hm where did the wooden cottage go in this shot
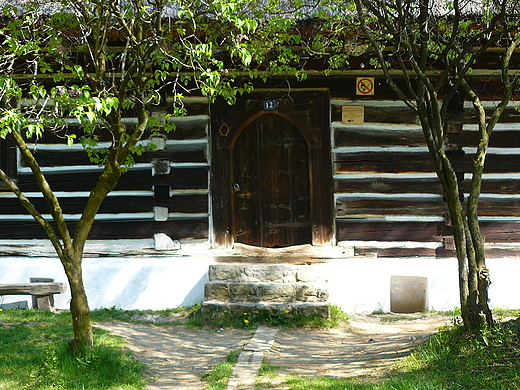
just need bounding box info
[1,3,520,259]
[2,67,520,258]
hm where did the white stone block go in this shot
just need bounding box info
[154,233,180,251]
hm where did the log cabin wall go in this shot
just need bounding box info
[0,96,211,241]
[2,73,520,258]
[328,73,520,257]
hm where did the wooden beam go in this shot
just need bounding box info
[0,283,66,295]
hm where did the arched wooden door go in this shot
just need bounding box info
[211,90,333,248]
[233,113,311,247]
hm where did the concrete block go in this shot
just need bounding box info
[390,275,428,313]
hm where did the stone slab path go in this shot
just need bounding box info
[227,326,279,390]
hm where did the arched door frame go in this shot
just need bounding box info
[210,89,334,248]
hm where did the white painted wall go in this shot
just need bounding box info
[0,256,212,310]
[1,254,518,313]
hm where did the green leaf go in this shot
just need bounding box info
[66,134,76,146]
[74,65,85,80]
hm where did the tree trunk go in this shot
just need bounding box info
[62,252,93,355]
[445,177,492,331]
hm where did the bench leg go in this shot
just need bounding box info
[34,295,54,311]
[30,277,55,311]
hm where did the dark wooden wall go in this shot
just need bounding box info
[331,97,520,257]
[2,74,520,258]
[0,96,210,241]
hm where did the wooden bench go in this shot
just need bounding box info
[0,279,67,311]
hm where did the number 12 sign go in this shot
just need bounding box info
[263,100,276,110]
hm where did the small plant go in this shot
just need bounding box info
[201,350,241,390]
[258,359,280,379]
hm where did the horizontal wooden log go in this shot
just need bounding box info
[338,219,520,243]
[22,144,207,167]
[478,221,520,242]
[335,152,435,173]
[355,246,520,258]
[354,241,520,258]
[457,153,520,174]
[0,193,208,215]
[23,122,209,144]
[354,247,438,257]
[334,124,426,147]
[337,220,443,242]
[331,102,520,126]
[0,283,66,295]
[450,130,520,148]
[336,196,520,218]
[335,151,520,174]
[0,218,209,240]
[480,179,520,194]
[334,177,443,193]
[331,106,420,124]
[473,199,520,216]
[335,198,447,217]
[17,166,209,192]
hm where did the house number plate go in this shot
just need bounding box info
[263,100,276,110]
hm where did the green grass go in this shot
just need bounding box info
[201,350,241,390]
[275,318,520,390]
[0,309,147,390]
[4,306,519,390]
[188,304,349,329]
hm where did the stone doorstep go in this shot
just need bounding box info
[201,301,331,318]
[204,281,329,303]
[208,264,328,284]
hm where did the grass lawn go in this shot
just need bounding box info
[0,309,147,390]
[1,307,519,390]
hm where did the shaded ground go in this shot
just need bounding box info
[257,314,451,388]
[96,313,452,389]
[95,321,253,390]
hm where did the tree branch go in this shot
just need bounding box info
[0,168,64,258]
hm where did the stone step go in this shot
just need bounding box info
[201,301,330,318]
[204,281,329,303]
[208,264,328,284]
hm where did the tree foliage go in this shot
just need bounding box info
[0,0,304,355]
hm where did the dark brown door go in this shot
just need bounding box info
[232,113,311,247]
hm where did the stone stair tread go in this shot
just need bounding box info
[201,301,330,317]
[202,263,331,318]
[206,281,326,286]
[208,264,328,283]
[204,281,329,303]
[203,301,329,307]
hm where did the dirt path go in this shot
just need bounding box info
[95,321,253,390]
[97,314,452,389]
[257,314,451,388]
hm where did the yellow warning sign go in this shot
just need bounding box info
[356,77,375,95]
